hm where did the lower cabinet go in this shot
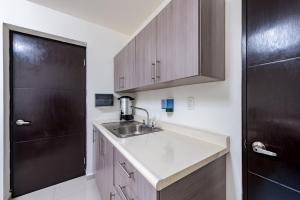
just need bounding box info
[114,148,158,200]
[94,127,115,200]
[94,127,226,200]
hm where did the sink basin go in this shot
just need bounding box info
[102,121,162,138]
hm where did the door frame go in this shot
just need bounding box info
[3,24,87,198]
[241,0,248,199]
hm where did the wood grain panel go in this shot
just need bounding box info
[114,52,124,92]
[114,148,157,200]
[13,134,85,197]
[13,88,85,142]
[248,172,300,200]
[114,39,136,92]
[200,0,225,79]
[247,59,300,192]
[115,0,225,93]
[11,31,86,197]
[95,129,115,200]
[12,32,86,90]
[159,156,226,200]
[156,0,199,83]
[123,39,136,90]
[135,19,157,87]
[247,0,300,67]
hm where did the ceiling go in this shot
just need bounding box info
[28,0,163,35]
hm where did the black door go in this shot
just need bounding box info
[243,0,300,199]
[10,31,86,197]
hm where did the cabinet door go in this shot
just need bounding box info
[135,19,157,87]
[123,39,136,90]
[114,53,124,92]
[114,148,157,200]
[114,39,136,92]
[93,128,100,187]
[112,189,123,200]
[156,0,199,83]
[95,131,104,198]
[95,129,114,200]
[103,134,114,200]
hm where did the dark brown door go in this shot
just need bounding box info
[10,31,86,197]
[243,0,300,199]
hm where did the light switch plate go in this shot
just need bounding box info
[187,96,195,110]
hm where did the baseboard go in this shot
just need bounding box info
[86,173,95,180]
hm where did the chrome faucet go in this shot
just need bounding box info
[131,106,150,127]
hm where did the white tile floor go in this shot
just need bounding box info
[13,176,102,200]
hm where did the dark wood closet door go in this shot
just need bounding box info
[244,0,300,199]
[10,31,86,197]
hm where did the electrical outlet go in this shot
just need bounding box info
[187,96,195,110]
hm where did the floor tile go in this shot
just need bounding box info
[13,176,101,200]
[13,186,55,200]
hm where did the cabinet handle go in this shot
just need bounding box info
[99,137,105,156]
[118,185,133,200]
[110,192,115,200]
[119,76,125,89]
[102,138,105,155]
[93,129,95,143]
[151,63,156,81]
[121,76,125,89]
[119,77,121,89]
[156,60,160,80]
[99,138,102,155]
[119,162,134,178]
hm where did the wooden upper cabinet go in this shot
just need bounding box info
[114,52,123,92]
[114,0,225,92]
[114,39,136,92]
[156,0,199,83]
[135,19,157,87]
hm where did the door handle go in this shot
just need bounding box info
[16,120,31,126]
[252,141,277,157]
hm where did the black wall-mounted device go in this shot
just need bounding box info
[95,94,114,107]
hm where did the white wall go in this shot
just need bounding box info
[0,0,129,199]
[132,0,242,200]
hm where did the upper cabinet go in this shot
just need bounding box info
[156,0,199,83]
[136,19,157,87]
[114,0,225,92]
[114,39,136,92]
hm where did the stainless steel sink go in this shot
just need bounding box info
[102,121,162,138]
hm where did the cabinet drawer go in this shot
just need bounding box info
[114,149,157,200]
[115,183,139,200]
[114,149,138,193]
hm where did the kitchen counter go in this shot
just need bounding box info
[93,119,229,191]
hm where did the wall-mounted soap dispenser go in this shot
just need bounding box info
[161,99,174,112]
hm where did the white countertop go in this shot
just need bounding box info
[93,119,229,191]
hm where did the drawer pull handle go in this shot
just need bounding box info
[110,192,115,200]
[118,185,133,200]
[119,162,134,178]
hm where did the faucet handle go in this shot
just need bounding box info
[142,120,146,125]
